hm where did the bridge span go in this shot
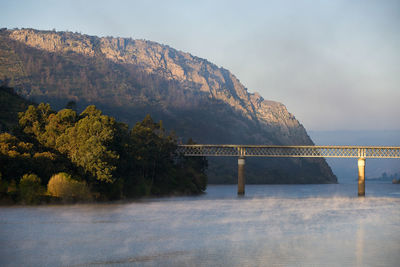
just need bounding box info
[177,145,400,197]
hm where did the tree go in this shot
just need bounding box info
[65,100,77,111]
[5,101,208,202]
[47,172,91,201]
[177,138,208,192]
[19,173,44,204]
[56,105,119,183]
[128,114,177,195]
[18,103,53,140]
[17,104,120,184]
[0,133,34,182]
[43,108,77,148]
[0,132,69,185]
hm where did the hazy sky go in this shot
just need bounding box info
[2,0,399,131]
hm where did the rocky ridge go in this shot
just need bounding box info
[8,29,309,145]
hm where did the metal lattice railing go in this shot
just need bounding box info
[177,145,400,158]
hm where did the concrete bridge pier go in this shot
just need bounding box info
[238,157,245,195]
[358,158,366,197]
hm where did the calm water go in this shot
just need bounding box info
[1,183,400,267]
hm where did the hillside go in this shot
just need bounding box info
[0,82,34,132]
[0,28,337,184]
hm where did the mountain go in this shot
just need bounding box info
[0,28,337,184]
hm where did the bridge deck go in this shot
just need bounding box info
[177,145,400,158]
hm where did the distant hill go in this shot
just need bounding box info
[0,28,337,184]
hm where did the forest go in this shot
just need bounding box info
[0,85,207,204]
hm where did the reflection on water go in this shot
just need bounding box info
[1,184,400,267]
[356,221,364,267]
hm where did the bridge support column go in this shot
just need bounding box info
[238,157,245,195]
[358,158,366,197]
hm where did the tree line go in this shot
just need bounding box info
[0,101,207,204]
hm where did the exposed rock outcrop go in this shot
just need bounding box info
[8,29,309,145]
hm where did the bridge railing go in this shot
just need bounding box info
[177,145,400,158]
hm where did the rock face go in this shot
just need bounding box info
[0,28,337,184]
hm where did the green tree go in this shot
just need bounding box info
[57,105,119,183]
[65,100,77,111]
[177,138,208,193]
[0,132,69,185]
[43,108,77,148]
[5,101,208,202]
[128,114,177,195]
[0,133,34,182]
[18,103,53,141]
[19,173,44,204]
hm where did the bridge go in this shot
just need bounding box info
[177,145,400,197]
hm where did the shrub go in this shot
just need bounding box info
[19,173,44,204]
[47,172,91,201]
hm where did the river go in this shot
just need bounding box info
[1,183,400,267]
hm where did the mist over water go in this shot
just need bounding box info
[1,184,400,267]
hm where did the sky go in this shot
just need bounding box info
[1,0,400,131]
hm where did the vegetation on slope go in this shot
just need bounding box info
[0,86,207,204]
[0,80,34,132]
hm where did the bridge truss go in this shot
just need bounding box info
[177,145,400,159]
[177,144,400,196]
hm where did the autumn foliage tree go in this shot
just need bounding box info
[47,172,91,201]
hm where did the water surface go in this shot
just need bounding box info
[1,184,400,266]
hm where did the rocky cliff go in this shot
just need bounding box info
[0,28,337,184]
